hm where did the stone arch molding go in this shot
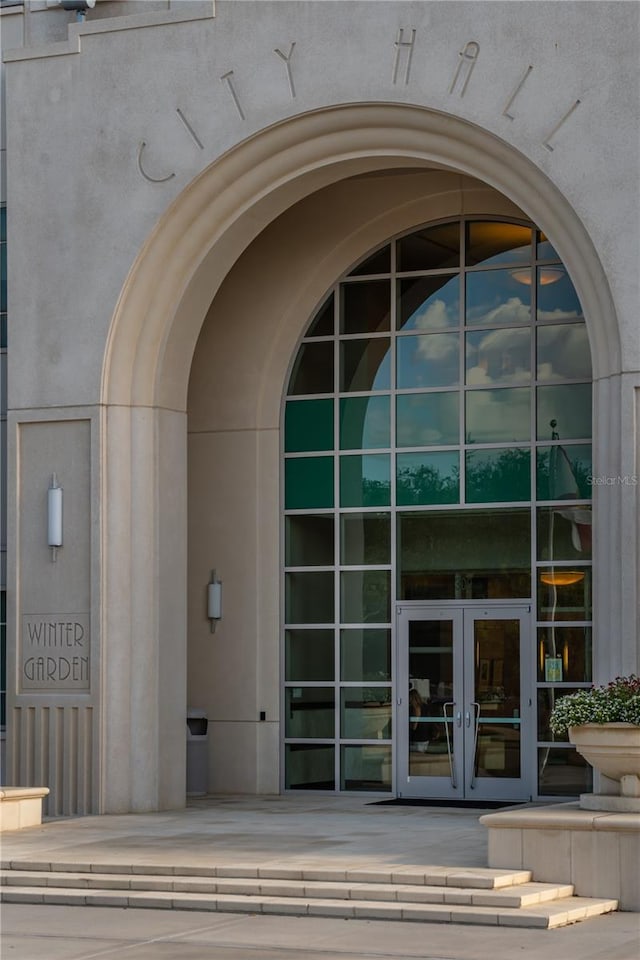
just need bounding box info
[102,102,619,412]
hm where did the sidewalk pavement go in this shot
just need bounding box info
[1,795,639,960]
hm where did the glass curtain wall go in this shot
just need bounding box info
[283,219,593,796]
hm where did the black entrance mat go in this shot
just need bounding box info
[368,798,525,809]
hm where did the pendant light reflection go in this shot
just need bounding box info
[539,570,585,587]
[511,267,564,285]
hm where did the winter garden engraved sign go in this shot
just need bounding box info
[21,614,90,690]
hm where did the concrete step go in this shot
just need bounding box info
[0,862,618,928]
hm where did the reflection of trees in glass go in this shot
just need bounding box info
[360,478,391,506]
[397,464,459,505]
[536,449,591,500]
[466,448,530,502]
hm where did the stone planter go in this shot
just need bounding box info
[569,722,640,811]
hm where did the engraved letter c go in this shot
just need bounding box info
[137,141,176,184]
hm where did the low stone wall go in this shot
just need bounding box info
[0,787,50,832]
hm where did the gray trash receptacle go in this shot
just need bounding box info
[186,709,208,796]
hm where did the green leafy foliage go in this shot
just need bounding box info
[549,675,640,736]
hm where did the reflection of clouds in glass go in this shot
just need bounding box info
[538,307,580,322]
[466,389,530,443]
[361,402,390,448]
[413,298,457,331]
[466,327,530,384]
[416,332,458,362]
[536,385,592,440]
[537,324,591,380]
[396,393,458,446]
[473,296,530,326]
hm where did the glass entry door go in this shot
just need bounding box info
[397,606,532,801]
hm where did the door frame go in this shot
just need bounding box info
[395,601,534,802]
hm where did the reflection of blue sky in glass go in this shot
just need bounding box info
[341,339,391,392]
[536,384,592,440]
[397,333,459,388]
[397,392,459,446]
[398,276,459,331]
[340,396,390,449]
[536,323,591,380]
[466,388,530,443]
[466,327,530,384]
[537,269,582,321]
[466,270,531,326]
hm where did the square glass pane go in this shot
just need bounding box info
[537,231,559,261]
[340,629,391,681]
[285,399,333,452]
[397,333,459,388]
[285,515,334,566]
[340,396,390,450]
[348,245,391,277]
[398,509,531,601]
[287,341,334,395]
[537,627,592,683]
[341,687,392,739]
[536,323,591,381]
[397,275,459,331]
[285,743,335,789]
[397,451,459,505]
[537,267,582,321]
[537,747,592,796]
[465,389,530,444]
[341,513,390,565]
[466,270,530,326]
[537,567,591,621]
[341,280,390,335]
[340,454,390,507]
[285,457,333,509]
[286,629,335,682]
[465,327,531,385]
[465,448,531,503]
[397,223,459,272]
[340,338,390,392]
[536,445,592,500]
[285,571,334,624]
[285,687,335,738]
[466,222,531,267]
[306,295,334,337]
[341,744,392,791]
[397,392,459,447]
[340,570,390,623]
[536,384,591,441]
[537,505,592,561]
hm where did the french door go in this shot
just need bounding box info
[397,605,532,801]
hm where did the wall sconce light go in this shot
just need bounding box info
[207,569,222,633]
[48,474,63,562]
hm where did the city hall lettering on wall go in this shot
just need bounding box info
[21,615,90,690]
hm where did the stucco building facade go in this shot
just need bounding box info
[1,0,638,817]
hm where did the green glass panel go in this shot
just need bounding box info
[536,323,591,381]
[465,327,531,385]
[537,627,592,683]
[348,245,391,277]
[340,338,390,392]
[466,222,531,267]
[340,570,390,623]
[397,333,459,388]
[285,515,334,566]
[341,513,390,565]
[306,295,334,337]
[0,590,5,620]
[341,280,390,335]
[0,243,6,313]
[537,267,582,321]
[285,571,334,623]
[537,231,559,261]
[285,743,335,789]
[285,399,333,453]
[285,687,335,738]
[285,457,333,509]
[397,452,459,505]
[340,396,390,450]
[397,222,459,272]
[398,509,531,601]
[465,389,530,444]
[0,314,6,349]
[537,505,592,561]
[537,384,591,441]
[537,747,592,796]
[341,744,392,791]
[537,567,592,621]
[340,687,392,739]
[0,206,6,243]
[397,275,459,331]
[340,629,391,681]
[396,392,459,447]
[465,448,531,503]
[288,341,334,395]
[466,270,530,326]
[340,455,390,507]
[536,445,592,500]
[285,629,335,681]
